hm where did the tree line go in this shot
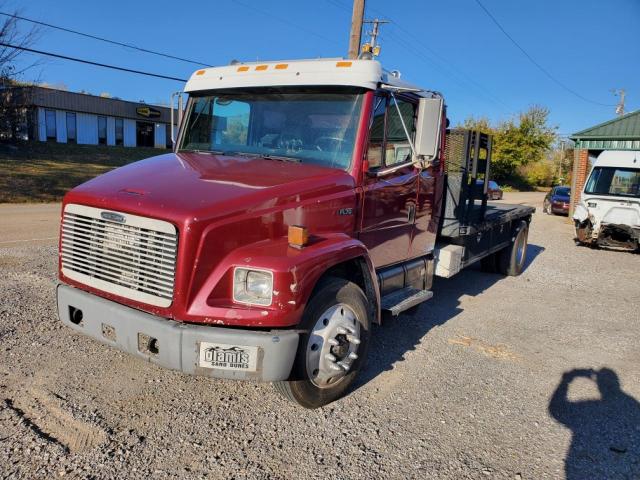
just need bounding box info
[460,106,572,189]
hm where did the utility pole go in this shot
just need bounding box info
[348,0,365,59]
[557,139,565,184]
[363,18,390,54]
[613,88,626,116]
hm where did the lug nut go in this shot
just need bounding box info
[329,363,342,371]
[348,352,358,360]
[336,326,347,335]
[328,338,339,346]
[337,361,350,371]
[324,353,337,362]
[346,335,360,345]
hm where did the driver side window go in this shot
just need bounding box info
[366,94,417,170]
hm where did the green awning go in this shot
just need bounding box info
[571,110,640,150]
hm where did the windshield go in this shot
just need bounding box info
[554,187,570,197]
[179,87,365,170]
[585,167,640,197]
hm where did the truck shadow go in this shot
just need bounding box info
[352,243,545,393]
[548,368,640,479]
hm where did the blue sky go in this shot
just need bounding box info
[8,0,640,136]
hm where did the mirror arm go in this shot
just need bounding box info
[389,92,418,160]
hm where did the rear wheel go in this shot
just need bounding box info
[497,220,529,276]
[274,277,370,408]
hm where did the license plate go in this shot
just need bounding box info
[198,342,258,372]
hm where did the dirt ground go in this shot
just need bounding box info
[1,192,639,479]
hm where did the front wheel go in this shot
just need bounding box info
[274,277,370,408]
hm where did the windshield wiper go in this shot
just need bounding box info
[182,149,240,156]
[229,151,301,163]
[260,154,301,163]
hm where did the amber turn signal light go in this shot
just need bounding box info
[288,225,309,249]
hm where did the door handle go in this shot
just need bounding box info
[407,203,416,223]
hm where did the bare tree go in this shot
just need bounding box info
[0,3,40,141]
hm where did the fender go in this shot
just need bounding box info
[185,233,380,328]
[573,202,589,223]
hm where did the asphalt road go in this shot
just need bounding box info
[0,203,60,247]
[1,193,639,479]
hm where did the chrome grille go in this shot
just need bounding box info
[60,204,178,307]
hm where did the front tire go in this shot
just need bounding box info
[497,220,529,276]
[274,277,370,408]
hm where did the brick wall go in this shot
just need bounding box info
[569,149,589,215]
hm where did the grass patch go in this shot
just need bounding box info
[0,142,163,203]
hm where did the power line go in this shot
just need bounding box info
[0,42,187,82]
[229,0,342,48]
[323,0,512,112]
[473,0,614,107]
[0,11,212,67]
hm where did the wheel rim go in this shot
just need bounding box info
[305,303,361,389]
[516,229,527,267]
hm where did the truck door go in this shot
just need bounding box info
[359,94,419,268]
[409,109,446,258]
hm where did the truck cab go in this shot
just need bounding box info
[574,150,640,251]
[57,59,532,408]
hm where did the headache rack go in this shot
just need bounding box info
[440,129,492,237]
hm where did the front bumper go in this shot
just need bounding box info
[57,284,299,382]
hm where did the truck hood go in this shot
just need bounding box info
[61,151,358,325]
[65,152,355,223]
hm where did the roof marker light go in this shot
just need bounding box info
[255,65,268,71]
[336,61,352,68]
[195,70,206,76]
[275,64,289,70]
[237,66,249,72]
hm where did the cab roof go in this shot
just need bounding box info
[595,150,640,169]
[184,58,423,93]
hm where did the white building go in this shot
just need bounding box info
[19,86,175,149]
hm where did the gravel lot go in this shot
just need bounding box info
[1,192,639,479]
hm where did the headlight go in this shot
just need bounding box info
[233,268,273,306]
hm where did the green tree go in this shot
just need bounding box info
[459,106,557,182]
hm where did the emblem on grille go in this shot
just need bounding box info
[100,211,126,223]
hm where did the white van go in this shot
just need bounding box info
[573,150,640,251]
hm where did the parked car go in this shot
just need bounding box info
[476,179,503,200]
[543,186,571,215]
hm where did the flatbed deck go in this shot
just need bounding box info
[435,202,535,278]
[441,202,536,238]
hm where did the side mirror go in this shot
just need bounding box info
[413,97,444,168]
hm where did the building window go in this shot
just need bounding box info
[98,116,107,145]
[66,112,76,143]
[166,124,173,149]
[45,109,56,140]
[115,118,124,146]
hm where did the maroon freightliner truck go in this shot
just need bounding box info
[57,59,534,408]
